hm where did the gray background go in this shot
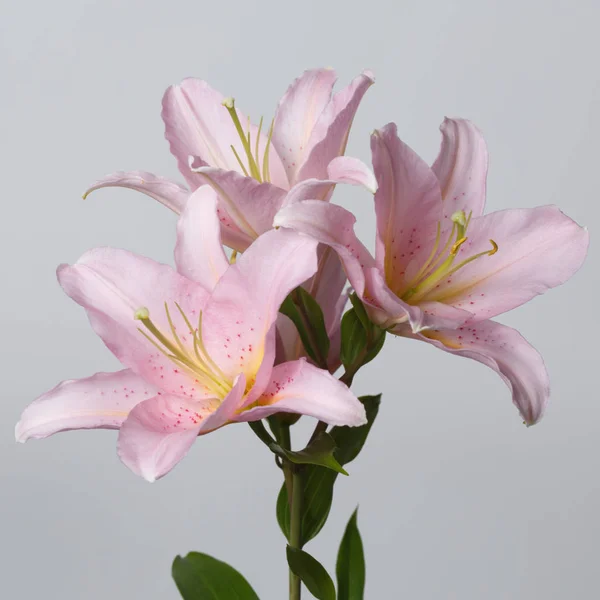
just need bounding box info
[2,0,598,598]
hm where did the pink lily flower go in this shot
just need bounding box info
[275,119,589,425]
[15,188,366,481]
[84,67,376,252]
[84,69,377,370]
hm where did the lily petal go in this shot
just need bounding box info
[371,123,442,291]
[162,78,287,189]
[15,370,153,442]
[427,206,589,320]
[272,68,338,184]
[296,70,375,182]
[274,200,375,297]
[275,247,347,367]
[83,171,190,214]
[431,118,488,219]
[201,229,319,381]
[162,78,247,186]
[418,320,550,425]
[311,246,348,338]
[117,394,207,482]
[234,359,366,426]
[189,164,287,246]
[58,248,210,398]
[363,267,472,332]
[175,186,229,290]
[326,156,378,193]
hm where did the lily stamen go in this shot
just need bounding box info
[134,306,232,397]
[399,207,499,304]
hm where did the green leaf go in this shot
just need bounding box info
[330,394,381,465]
[363,329,386,366]
[349,292,371,332]
[276,482,291,540]
[286,546,336,600]
[336,509,366,600]
[340,308,367,369]
[280,287,330,367]
[271,432,348,475]
[172,552,260,600]
[340,301,386,374]
[276,396,381,544]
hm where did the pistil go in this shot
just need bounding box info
[222,97,274,183]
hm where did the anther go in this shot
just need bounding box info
[488,239,498,255]
[450,237,468,255]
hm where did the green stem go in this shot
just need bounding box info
[289,467,303,600]
[280,424,302,599]
[280,425,293,505]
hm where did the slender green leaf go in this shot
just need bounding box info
[172,552,259,600]
[340,308,367,369]
[276,482,291,540]
[349,293,371,332]
[276,396,381,544]
[280,288,330,367]
[364,329,386,366]
[330,394,381,465]
[336,509,366,600]
[286,546,336,600]
[271,432,348,475]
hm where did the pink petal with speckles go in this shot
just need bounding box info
[431,118,488,219]
[15,370,154,442]
[233,359,366,426]
[421,206,589,321]
[57,248,211,399]
[416,320,550,425]
[117,374,247,482]
[371,123,442,291]
[201,229,319,382]
[117,395,206,482]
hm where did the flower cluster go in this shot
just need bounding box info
[16,68,588,483]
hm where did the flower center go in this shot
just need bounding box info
[134,304,233,398]
[400,210,498,304]
[222,97,274,183]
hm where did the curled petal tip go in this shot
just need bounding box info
[14,423,26,443]
[362,69,376,82]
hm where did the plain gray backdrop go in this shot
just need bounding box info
[2,1,598,598]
